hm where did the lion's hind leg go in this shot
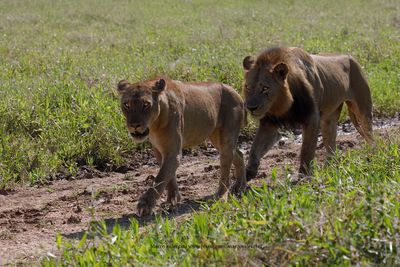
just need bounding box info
[321,104,343,158]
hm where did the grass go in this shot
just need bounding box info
[42,133,400,266]
[0,0,399,187]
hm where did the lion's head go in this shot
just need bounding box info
[117,78,165,142]
[242,48,294,119]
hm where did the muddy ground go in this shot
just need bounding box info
[0,117,399,265]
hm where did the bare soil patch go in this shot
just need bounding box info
[0,117,398,265]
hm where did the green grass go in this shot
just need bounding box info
[42,134,400,266]
[0,0,399,186]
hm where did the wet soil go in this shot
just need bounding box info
[0,117,399,265]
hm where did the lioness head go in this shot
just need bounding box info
[117,78,166,142]
[242,51,292,119]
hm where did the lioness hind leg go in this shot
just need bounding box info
[346,101,374,145]
[209,130,236,199]
[321,104,343,158]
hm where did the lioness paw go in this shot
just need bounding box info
[167,190,181,206]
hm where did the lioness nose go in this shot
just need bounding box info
[130,123,141,130]
[246,104,258,112]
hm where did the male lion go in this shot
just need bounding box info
[117,78,246,216]
[243,47,374,180]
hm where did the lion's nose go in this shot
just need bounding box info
[246,104,258,112]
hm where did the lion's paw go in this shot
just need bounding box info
[245,168,257,181]
[230,182,248,196]
[213,187,228,202]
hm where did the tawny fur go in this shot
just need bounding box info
[118,78,247,216]
[243,47,374,179]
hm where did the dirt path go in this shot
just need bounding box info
[0,117,398,265]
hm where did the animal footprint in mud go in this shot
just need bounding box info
[66,214,81,224]
[285,152,297,158]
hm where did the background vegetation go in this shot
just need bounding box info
[0,0,399,187]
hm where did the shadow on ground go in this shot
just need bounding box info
[63,194,214,240]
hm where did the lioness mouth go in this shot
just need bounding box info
[130,128,149,139]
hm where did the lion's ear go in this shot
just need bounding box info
[117,80,130,94]
[153,78,166,94]
[273,63,289,81]
[243,56,255,71]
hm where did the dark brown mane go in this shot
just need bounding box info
[258,48,316,129]
[256,47,290,67]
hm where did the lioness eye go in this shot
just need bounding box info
[123,103,130,109]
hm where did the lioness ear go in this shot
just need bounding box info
[117,80,130,94]
[273,63,289,81]
[153,78,166,94]
[243,56,255,71]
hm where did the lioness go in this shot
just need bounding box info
[117,78,246,216]
[243,47,373,180]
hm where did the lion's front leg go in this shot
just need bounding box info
[246,121,280,181]
[137,153,180,216]
[299,113,320,175]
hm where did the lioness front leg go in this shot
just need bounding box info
[153,147,181,206]
[246,122,281,181]
[166,178,181,206]
[137,154,179,216]
[299,113,319,175]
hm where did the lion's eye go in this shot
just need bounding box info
[262,86,270,94]
[123,103,130,109]
[143,102,151,110]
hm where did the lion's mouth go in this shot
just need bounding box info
[130,128,149,140]
[248,108,265,119]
